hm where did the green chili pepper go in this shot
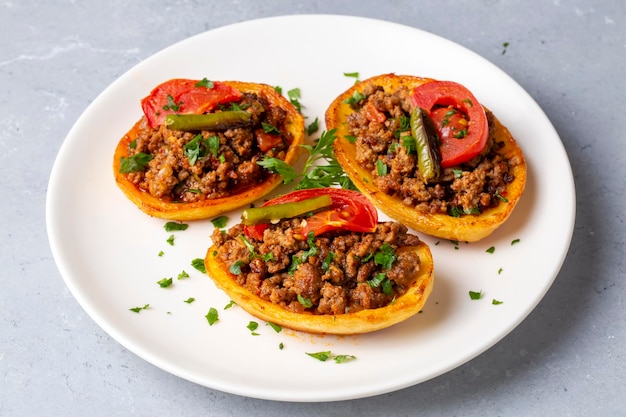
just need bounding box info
[410,107,442,183]
[241,195,332,225]
[164,111,252,131]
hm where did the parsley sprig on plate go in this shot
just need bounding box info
[258,129,356,190]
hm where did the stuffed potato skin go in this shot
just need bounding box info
[204,241,433,335]
[326,74,526,242]
[113,80,304,221]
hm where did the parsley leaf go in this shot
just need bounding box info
[267,322,282,333]
[162,94,182,112]
[211,216,228,228]
[164,221,189,232]
[119,153,153,173]
[191,258,206,273]
[205,308,219,325]
[374,243,397,271]
[229,260,245,275]
[129,304,149,313]
[343,90,366,107]
[157,277,173,288]
[195,78,214,88]
[297,294,313,308]
[469,290,482,300]
[287,88,302,113]
[306,351,332,362]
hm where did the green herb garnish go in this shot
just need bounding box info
[229,260,245,275]
[191,258,206,273]
[267,322,282,333]
[162,94,182,112]
[157,277,173,288]
[211,216,228,228]
[195,77,214,88]
[119,153,153,173]
[205,308,218,325]
[469,290,482,300]
[129,304,149,313]
[297,294,313,308]
[164,222,188,232]
[486,246,495,254]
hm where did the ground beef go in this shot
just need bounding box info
[211,220,424,315]
[347,85,521,216]
[124,92,293,203]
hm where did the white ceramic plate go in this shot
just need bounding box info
[46,15,575,402]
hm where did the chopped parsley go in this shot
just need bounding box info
[129,304,149,313]
[162,94,182,112]
[157,277,173,288]
[166,234,175,246]
[119,153,153,173]
[401,135,417,154]
[492,299,504,305]
[376,159,388,176]
[211,216,228,228]
[229,260,245,275]
[287,88,302,113]
[194,77,214,88]
[184,297,195,304]
[486,246,495,254]
[306,350,356,363]
[191,258,206,273]
[247,321,260,335]
[177,270,190,280]
[374,243,397,271]
[469,290,483,300]
[343,71,360,83]
[224,300,236,309]
[297,294,313,308]
[205,308,219,325]
[261,122,280,134]
[342,90,366,107]
[164,221,188,232]
[267,322,282,333]
[306,117,319,136]
[511,238,521,245]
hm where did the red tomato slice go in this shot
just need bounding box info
[243,188,378,240]
[140,79,242,128]
[410,81,488,168]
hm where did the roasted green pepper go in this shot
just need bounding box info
[164,111,252,131]
[410,107,441,183]
[241,195,332,225]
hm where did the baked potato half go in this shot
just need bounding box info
[113,79,304,221]
[204,188,434,335]
[326,74,526,242]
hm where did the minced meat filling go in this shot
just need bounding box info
[348,84,520,216]
[125,92,292,202]
[211,220,423,315]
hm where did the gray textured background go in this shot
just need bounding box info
[2,1,624,415]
